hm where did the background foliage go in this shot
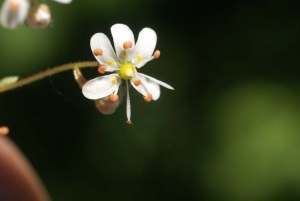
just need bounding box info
[1,1,300,200]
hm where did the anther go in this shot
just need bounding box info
[126,120,133,125]
[134,79,142,86]
[98,65,106,74]
[144,93,153,102]
[9,1,19,11]
[93,49,103,56]
[123,41,132,49]
[153,50,161,59]
[109,94,119,102]
[0,126,9,136]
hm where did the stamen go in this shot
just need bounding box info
[98,65,106,74]
[109,94,119,102]
[134,79,142,86]
[0,126,9,136]
[153,50,161,59]
[126,121,133,125]
[9,1,19,11]
[93,49,103,56]
[144,93,153,102]
[123,41,132,49]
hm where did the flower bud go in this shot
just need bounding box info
[25,4,51,28]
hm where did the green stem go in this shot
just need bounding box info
[0,61,99,93]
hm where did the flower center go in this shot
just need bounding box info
[119,62,134,80]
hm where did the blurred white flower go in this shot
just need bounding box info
[26,4,51,28]
[52,0,72,4]
[82,24,174,124]
[0,0,30,29]
[0,0,72,29]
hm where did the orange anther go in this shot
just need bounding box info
[126,120,133,125]
[98,65,106,74]
[93,49,103,56]
[109,94,119,102]
[123,41,132,49]
[0,126,9,136]
[133,79,141,86]
[9,1,19,11]
[144,93,153,102]
[153,50,161,59]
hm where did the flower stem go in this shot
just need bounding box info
[0,61,99,93]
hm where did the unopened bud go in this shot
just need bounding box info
[26,4,51,28]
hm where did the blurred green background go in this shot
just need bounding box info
[1,0,300,200]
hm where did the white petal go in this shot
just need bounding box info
[52,0,72,4]
[132,28,157,68]
[135,73,160,100]
[138,73,174,90]
[126,80,131,122]
[130,77,147,97]
[0,0,30,29]
[111,24,135,61]
[90,33,119,71]
[82,74,120,100]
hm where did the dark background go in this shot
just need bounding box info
[1,1,300,200]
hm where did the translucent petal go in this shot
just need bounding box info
[111,24,135,61]
[0,0,30,29]
[82,74,121,100]
[52,0,72,4]
[90,33,119,71]
[132,28,157,68]
[138,73,174,90]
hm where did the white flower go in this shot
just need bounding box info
[0,0,72,29]
[82,23,174,124]
[25,4,51,28]
[0,0,30,29]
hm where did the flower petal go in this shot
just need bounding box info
[90,33,119,71]
[132,28,157,68]
[52,0,72,4]
[130,73,161,100]
[82,74,121,100]
[138,73,174,90]
[130,77,147,97]
[111,24,135,61]
[0,0,30,29]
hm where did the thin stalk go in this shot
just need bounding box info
[0,61,99,93]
